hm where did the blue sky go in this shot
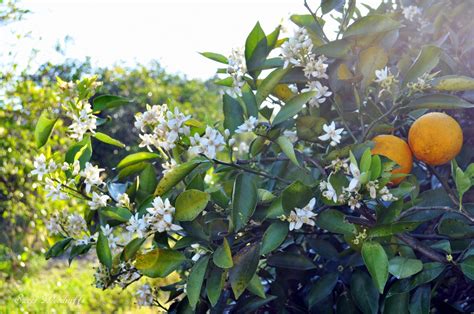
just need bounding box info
[2,0,379,79]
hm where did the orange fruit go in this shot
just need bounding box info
[371,135,413,185]
[408,112,463,166]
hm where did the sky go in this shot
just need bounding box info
[2,0,380,80]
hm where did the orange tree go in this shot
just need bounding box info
[34,0,474,312]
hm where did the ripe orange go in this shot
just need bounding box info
[408,112,463,166]
[371,135,413,185]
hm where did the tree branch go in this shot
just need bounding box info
[397,233,446,263]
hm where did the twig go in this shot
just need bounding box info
[397,233,446,263]
[304,157,328,178]
[426,164,460,207]
[398,206,474,224]
[346,216,374,227]
[303,0,329,42]
[361,104,399,142]
[212,159,291,184]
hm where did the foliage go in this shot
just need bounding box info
[28,0,474,312]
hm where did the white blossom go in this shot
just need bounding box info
[80,162,104,193]
[366,181,379,199]
[126,213,148,238]
[162,159,177,175]
[374,67,397,89]
[117,192,131,208]
[379,186,398,202]
[235,116,258,134]
[45,215,62,235]
[283,130,298,143]
[69,102,97,140]
[303,55,328,79]
[44,178,68,201]
[403,5,421,21]
[318,122,344,147]
[145,197,182,233]
[303,81,332,106]
[89,192,110,210]
[136,284,154,306]
[348,163,361,191]
[288,198,317,231]
[188,126,226,159]
[67,213,87,236]
[227,47,247,95]
[31,154,49,180]
[190,243,207,262]
[322,181,338,203]
[281,27,313,68]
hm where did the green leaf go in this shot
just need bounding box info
[359,46,388,90]
[321,0,345,14]
[409,262,445,289]
[403,45,441,87]
[409,286,431,314]
[65,136,92,169]
[267,252,316,270]
[460,256,474,280]
[314,39,352,58]
[276,136,298,166]
[383,293,409,314]
[406,94,474,110]
[368,222,420,237]
[223,94,245,134]
[266,25,281,52]
[68,244,92,264]
[34,110,57,148]
[45,237,73,259]
[93,132,125,148]
[214,77,234,87]
[232,173,258,231]
[438,218,474,238]
[359,148,372,173]
[261,221,288,255]
[315,209,356,236]
[93,94,132,111]
[350,271,379,314]
[247,275,266,298]
[255,67,291,105]
[229,243,260,299]
[344,15,401,38]
[290,14,326,45]
[117,152,160,169]
[187,256,209,309]
[361,241,389,294]
[213,238,233,269]
[138,163,157,196]
[154,158,206,196]
[388,257,423,279]
[121,237,146,261]
[135,249,186,278]
[433,75,474,91]
[454,165,472,202]
[206,267,225,306]
[175,190,209,221]
[200,51,228,64]
[370,155,382,180]
[281,181,313,212]
[245,22,268,74]
[241,83,259,118]
[308,272,338,308]
[97,231,112,269]
[272,91,317,125]
[101,206,132,222]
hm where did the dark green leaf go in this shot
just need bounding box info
[135,249,186,278]
[314,39,352,58]
[206,267,225,306]
[403,45,441,87]
[308,272,338,307]
[121,237,146,261]
[267,252,316,270]
[344,15,401,38]
[281,181,313,212]
[187,256,209,309]
[261,221,288,255]
[223,94,245,134]
[383,293,409,314]
[406,94,474,110]
[351,271,379,314]
[154,158,206,196]
[97,231,112,269]
[369,222,420,237]
[232,173,258,231]
[247,274,266,298]
[255,68,291,105]
[45,237,73,259]
[460,256,474,280]
[315,209,357,236]
[409,286,431,314]
[213,238,233,269]
[229,243,260,298]
[276,136,298,166]
[245,22,268,74]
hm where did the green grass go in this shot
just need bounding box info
[0,256,170,313]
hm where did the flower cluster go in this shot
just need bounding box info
[374,67,398,90]
[68,101,98,140]
[402,5,422,22]
[135,284,154,306]
[407,72,436,95]
[125,196,181,239]
[135,104,191,152]
[318,121,344,147]
[46,210,88,239]
[281,27,331,107]
[189,126,226,159]
[227,47,247,95]
[286,197,317,231]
